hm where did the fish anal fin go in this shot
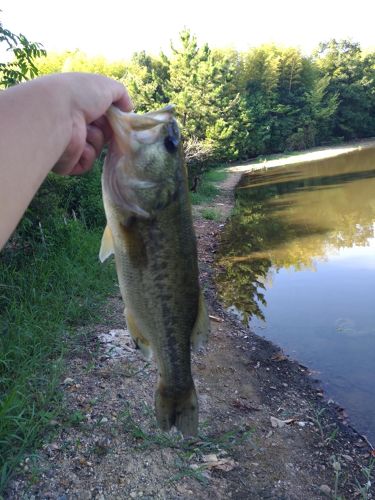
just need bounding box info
[125,308,153,360]
[191,290,210,351]
[99,225,114,263]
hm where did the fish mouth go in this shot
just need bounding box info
[106,104,177,149]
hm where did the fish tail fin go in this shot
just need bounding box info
[155,384,198,437]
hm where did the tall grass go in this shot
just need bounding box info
[0,220,116,491]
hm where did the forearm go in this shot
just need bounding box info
[0,73,131,250]
[0,76,73,248]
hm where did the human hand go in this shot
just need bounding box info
[51,73,133,175]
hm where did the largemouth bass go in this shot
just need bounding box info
[99,105,209,436]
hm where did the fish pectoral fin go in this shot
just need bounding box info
[191,289,210,351]
[125,308,153,360]
[99,225,114,263]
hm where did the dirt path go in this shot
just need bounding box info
[6,171,374,499]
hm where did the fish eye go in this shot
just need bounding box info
[164,121,180,153]
[164,136,178,153]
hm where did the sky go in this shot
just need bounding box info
[1,0,374,61]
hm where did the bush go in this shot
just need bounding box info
[2,162,105,263]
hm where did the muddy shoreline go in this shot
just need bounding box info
[194,170,375,497]
[6,170,375,499]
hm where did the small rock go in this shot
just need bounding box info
[130,492,137,499]
[63,377,74,385]
[270,416,295,428]
[319,484,332,496]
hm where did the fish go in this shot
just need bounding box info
[99,105,210,436]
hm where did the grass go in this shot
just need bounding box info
[0,220,116,492]
[190,166,228,205]
[119,403,253,486]
[200,208,222,221]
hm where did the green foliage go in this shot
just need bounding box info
[0,158,109,490]
[314,40,375,141]
[189,167,228,205]
[2,162,105,263]
[32,30,375,163]
[0,20,46,87]
[122,51,170,111]
[200,208,222,221]
[34,49,126,78]
[1,26,375,492]
[0,221,116,490]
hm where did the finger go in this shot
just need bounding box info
[86,124,105,157]
[113,89,133,112]
[105,78,133,112]
[69,143,96,176]
[92,116,112,144]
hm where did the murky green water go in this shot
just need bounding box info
[217,147,375,442]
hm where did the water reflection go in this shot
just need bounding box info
[217,146,375,441]
[217,148,375,321]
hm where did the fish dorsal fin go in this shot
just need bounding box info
[191,289,210,351]
[99,225,114,263]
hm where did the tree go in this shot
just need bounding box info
[314,39,375,140]
[35,50,127,80]
[0,19,46,87]
[122,51,169,112]
[242,45,281,155]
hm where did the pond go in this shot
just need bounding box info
[217,146,375,443]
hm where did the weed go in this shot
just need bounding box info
[332,456,341,498]
[68,411,86,427]
[201,208,222,221]
[119,406,180,448]
[91,442,109,458]
[310,407,338,446]
[325,426,339,445]
[170,457,208,485]
[354,458,374,499]
[331,455,344,500]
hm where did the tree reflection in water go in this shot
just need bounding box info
[216,147,375,322]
